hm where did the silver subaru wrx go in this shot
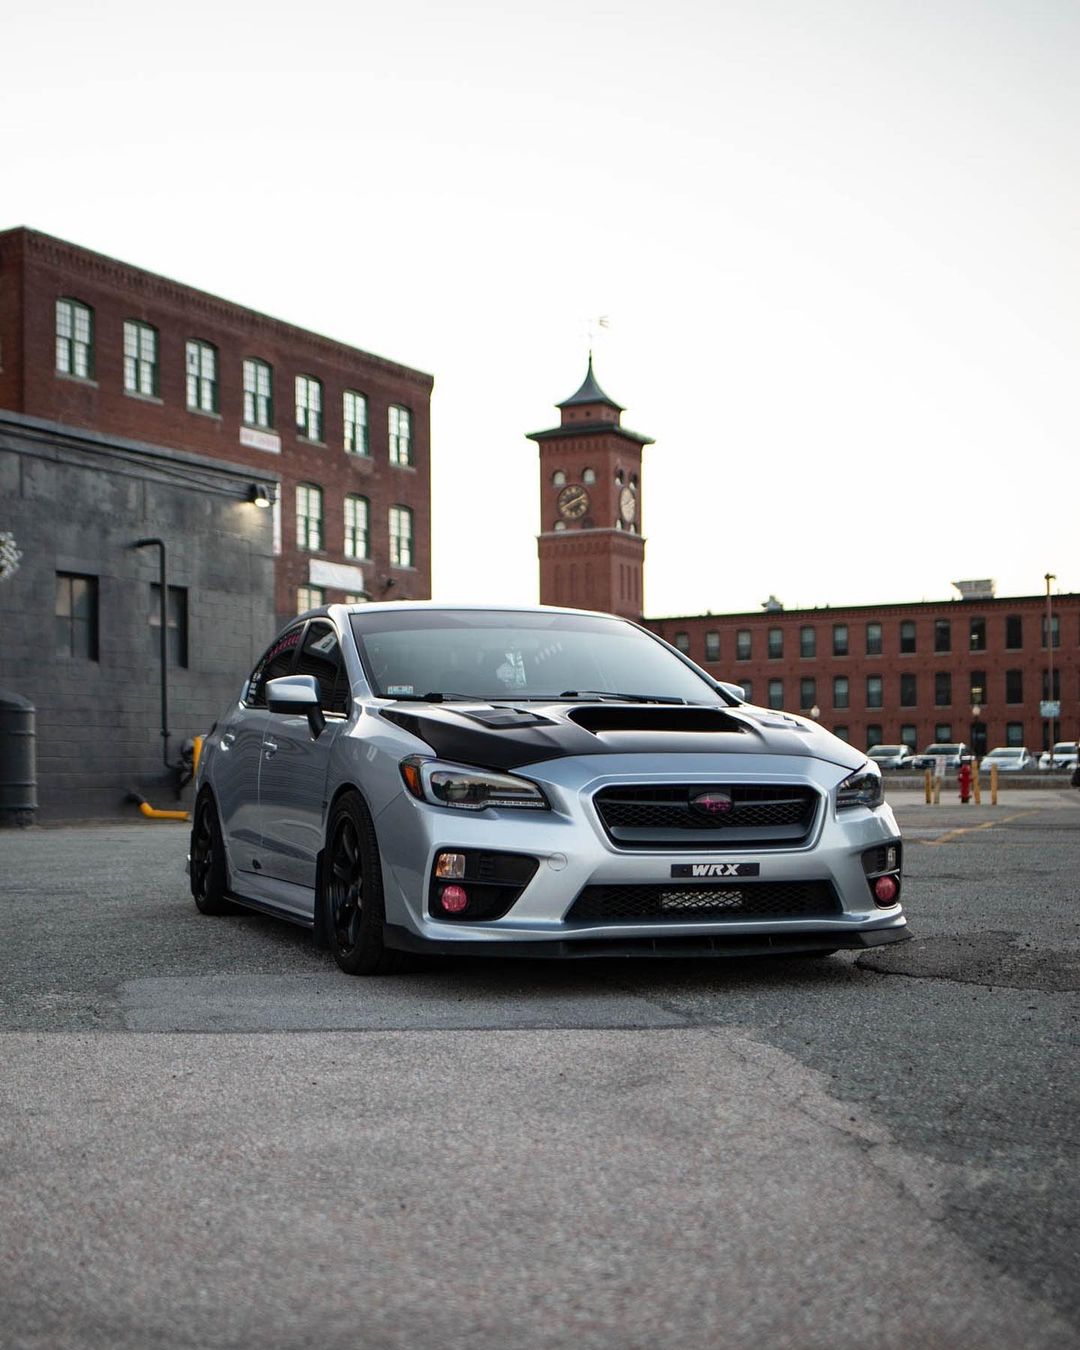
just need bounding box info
[191,603,908,975]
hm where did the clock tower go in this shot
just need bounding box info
[527,356,653,619]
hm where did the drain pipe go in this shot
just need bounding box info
[132,537,171,767]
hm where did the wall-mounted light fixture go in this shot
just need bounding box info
[248,483,273,508]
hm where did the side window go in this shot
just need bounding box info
[295,621,350,716]
[245,625,304,706]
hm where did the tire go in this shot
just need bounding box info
[322,792,401,975]
[190,792,240,915]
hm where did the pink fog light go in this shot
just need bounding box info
[440,885,469,915]
[874,875,899,905]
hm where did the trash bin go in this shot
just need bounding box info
[0,690,37,827]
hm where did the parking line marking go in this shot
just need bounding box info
[923,811,1032,847]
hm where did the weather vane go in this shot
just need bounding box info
[583,314,611,354]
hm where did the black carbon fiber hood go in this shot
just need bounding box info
[378,701,866,773]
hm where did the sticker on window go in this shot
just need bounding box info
[386,684,414,696]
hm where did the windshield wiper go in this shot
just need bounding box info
[557,689,688,704]
[382,691,479,703]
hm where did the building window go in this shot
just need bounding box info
[935,723,952,742]
[768,628,783,659]
[1042,670,1061,701]
[899,620,916,654]
[934,619,951,653]
[243,359,273,428]
[705,631,720,662]
[55,572,98,660]
[1005,615,1023,649]
[799,625,816,658]
[799,677,816,710]
[833,624,848,657]
[296,375,323,441]
[344,495,369,559]
[344,391,368,454]
[185,340,218,412]
[123,320,158,396]
[900,673,917,707]
[935,672,951,706]
[1042,614,1060,648]
[1005,722,1024,747]
[674,632,690,654]
[833,676,849,709]
[767,678,784,710]
[55,299,94,378]
[969,617,987,651]
[900,724,918,750]
[389,405,412,465]
[736,629,751,660]
[970,671,986,705]
[866,675,883,709]
[552,470,566,486]
[296,483,323,551]
[149,583,188,668]
[865,622,882,656]
[582,467,596,484]
[740,680,753,703]
[1005,669,1023,704]
[867,725,883,748]
[344,593,367,605]
[833,725,849,742]
[297,585,325,613]
[389,505,413,567]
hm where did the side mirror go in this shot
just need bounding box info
[266,674,326,739]
[715,680,747,703]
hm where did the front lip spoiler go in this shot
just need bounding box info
[383,922,910,960]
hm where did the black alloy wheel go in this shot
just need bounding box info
[323,793,400,975]
[190,792,238,915]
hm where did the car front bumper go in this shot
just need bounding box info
[373,752,908,954]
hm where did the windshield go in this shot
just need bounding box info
[869,746,903,756]
[349,608,722,703]
[1053,743,1077,754]
[985,749,1020,758]
[923,744,961,755]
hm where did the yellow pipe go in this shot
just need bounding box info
[137,801,190,821]
[924,768,932,804]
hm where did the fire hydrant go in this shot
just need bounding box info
[958,759,973,804]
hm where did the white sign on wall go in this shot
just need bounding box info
[240,427,282,454]
[309,559,367,591]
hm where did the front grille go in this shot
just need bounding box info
[566,881,841,923]
[592,784,819,850]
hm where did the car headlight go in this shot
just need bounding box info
[837,761,884,809]
[399,756,550,811]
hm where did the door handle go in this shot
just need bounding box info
[264,740,279,759]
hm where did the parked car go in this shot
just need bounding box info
[910,743,968,772]
[190,603,909,975]
[1039,742,1079,771]
[866,744,914,770]
[979,747,1034,773]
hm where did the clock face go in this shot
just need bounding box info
[557,483,590,520]
[618,486,636,523]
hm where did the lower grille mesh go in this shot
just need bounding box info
[566,882,841,923]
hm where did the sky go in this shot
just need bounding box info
[3,0,1077,616]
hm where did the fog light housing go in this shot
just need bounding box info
[435,852,467,880]
[873,875,899,905]
[439,885,469,914]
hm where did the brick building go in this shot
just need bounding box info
[531,364,1077,756]
[0,227,433,624]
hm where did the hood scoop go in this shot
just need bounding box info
[567,705,747,735]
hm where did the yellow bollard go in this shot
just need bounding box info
[973,762,982,805]
[990,762,998,806]
[933,774,941,805]
[924,768,933,804]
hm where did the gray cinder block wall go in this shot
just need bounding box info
[0,411,279,820]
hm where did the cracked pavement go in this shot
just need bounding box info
[1,787,1077,1348]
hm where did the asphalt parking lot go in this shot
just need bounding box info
[1,788,1078,1349]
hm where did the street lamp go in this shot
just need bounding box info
[1045,572,1057,752]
